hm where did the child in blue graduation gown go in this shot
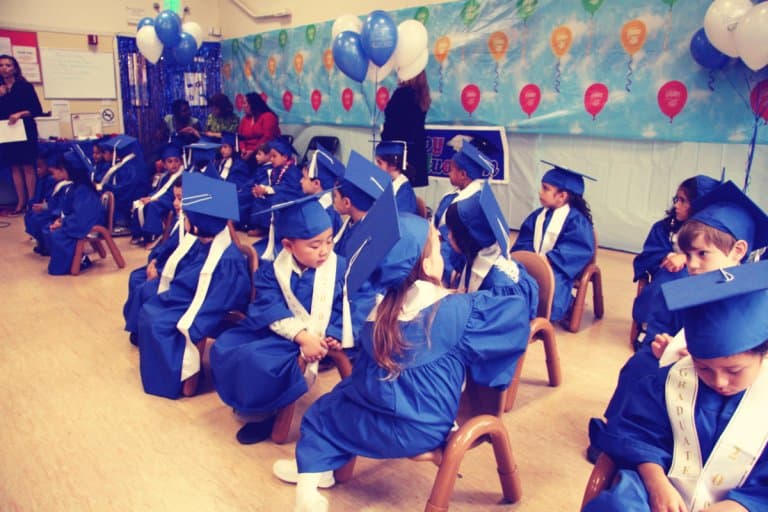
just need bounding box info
[214,132,252,230]
[129,143,184,246]
[124,179,183,344]
[247,144,274,236]
[96,135,149,229]
[586,262,768,512]
[299,144,345,236]
[137,173,250,399]
[631,175,719,349]
[510,161,595,322]
[41,150,104,275]
[272,213,531,512]
[432,143,491,286]
[25,151,67,253]
[447,181,539,321]
[210,196,348,443]
[374,140,418,215]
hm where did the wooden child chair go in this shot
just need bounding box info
[628,275,649,349]
[333,375,523,512]
[504,250,562,412]
[580,453,617,510]
[70,191,126,275]
[564,229,604,333]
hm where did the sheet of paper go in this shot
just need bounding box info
[13,46,38,64]
[51,101,71,121]
[659,328,687,367]
[0,120,27,143]
[0,37,11,56]
[71,113,102,138]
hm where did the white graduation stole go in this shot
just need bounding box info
[133,170,183,227]
[438,179,484,227]
[392,174,408,195]
[273,248,338,379]
[666,357,768,511]
[97,153,135,190]
[533,204,570,255]
[318,190,333,210]
[219,158,232,180]
[52,179,72,196]
[367,280,451,322]
[458,244,520,293]
[334,217,351,244]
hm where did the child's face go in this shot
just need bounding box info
[92,147,102,163]
[422,226,445,281]
[447,161,466,187]
[684,234,743,275]
[282,228,334,269]
[255,150,269,164]
[220,143,234,159]
[36,160,48,177]
[270,149,289,168]
[693,352,764,396]
[164,156,182,173]
[300,168,322,195]
[673,188,691,222]
[50,166,68,181]
[172,186,183,213]
[102,149,114,163]
[332,188,351,216]
[539,182,567,209]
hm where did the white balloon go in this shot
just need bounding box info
[393,20,428,70]
[397,48,428,82]
[366,56,394,83]
[137,25,163,64]
[182,21,204,49]
[734,4,768,71]
[703,0,753,58]
[331,15,363,40]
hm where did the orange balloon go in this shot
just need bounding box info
[293,53,304,75]
[488,31,509,62]
[434,36,451,65]
[550,25,573,58]
[620,19,647,57]
[244,58,253,79]
[267,56,277,77]
[323,49,334,72]
[222,62,232,80]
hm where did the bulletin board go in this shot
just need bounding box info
[0,29,42,83]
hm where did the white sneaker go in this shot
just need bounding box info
[294,491,328,512]
[273,459,335,489]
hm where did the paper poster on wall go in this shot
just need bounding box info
[51,101,70,121]
[184,72,207,106]
[71,113,102,138]
[12,45,41,82]
[0,37,11,56]
[36,117,61,139]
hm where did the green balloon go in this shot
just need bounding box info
[461,0,480,27]
[254,35,263,51]
[581,0,604,16]
[279,30,288,49]
[306,25,316,45]
[516,0,538,21]
[231,39,240,53]
[661,0,678,6]
[414,7,429,25]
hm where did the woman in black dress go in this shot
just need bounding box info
[0,54,43,214]
[381,70,431,187]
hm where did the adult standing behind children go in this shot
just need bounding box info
[0,54,43,214]
[381,70,430,187]
[238,92,280,166]
[203,93,239,140]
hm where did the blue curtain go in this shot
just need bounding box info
[116,36,221,160]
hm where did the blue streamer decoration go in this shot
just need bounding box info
[554,60,561,94]
[493,63,500,93]
[625,57,633,93]
[707,70,716,92]
[438,65,444,93]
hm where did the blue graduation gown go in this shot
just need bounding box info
[587,366,768,511]
[104,157,150,225]
[248,163,273,231]
[325,204,342,237]
[333,220,358,257]
[25,180,70,245]
[129,172,178,238]
[511,207,594,321]
[24,174,56,235]
[295,288,531,473]
[210,254,347,414]
[469,260,540,321]
[93,161,110,184]
[43,184,104,275]
[270,162,304,204]
[395,180,418,215]
[137,240,251,399]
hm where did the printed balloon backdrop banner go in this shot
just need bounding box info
[221,0,768,144]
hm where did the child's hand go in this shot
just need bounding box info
[252,184,265,197]
[661,252,686,273]
[325,337,342,351]
[140,197,152,205]
[639,463,689,512]
[651,333,673,360]
[32,203,44,213]
[49,219,62,231]
[295,330,328,362]
[146,261,159,281]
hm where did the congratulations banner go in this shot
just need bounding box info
[221,0,768,145]
[426,125,508,182]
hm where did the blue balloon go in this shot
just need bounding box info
[137,17,154,31]
[332,31,369,83]
[173,32,198,66]
[160,46,177,68]
[154,10,182,48]
[361,10,398,67]
[690,27,730,70]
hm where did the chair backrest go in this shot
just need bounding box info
[238,243,259,302]
[100,191,115,231]
[589,229,598,266]
[160,210,175,243]
[456,375,507,423]
[415,196,428,219]
[510,250,554,320]
[299,135,341,167]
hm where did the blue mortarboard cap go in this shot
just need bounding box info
[662,261,768,359]
[221,131,238,149]
[263,194,333,240]
[375,141,407,169]
[45,149,62,167]
[456,181,510,255]
[185,142,221,164]
[693,174,720,200]
[160,143,183,160]
[60,149,90,183]
[541,160,596,196]
[369,213,430,291]
[339,151,390,211]
[689,180,768,251]
[307,144,345,190]
[102,135,139,157]
[452,142,495,180]
[69,143,96,177]
[268,136,298,157]
[343,182,401,294]
[182,172,239,223]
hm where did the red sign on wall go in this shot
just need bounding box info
[0,28,42,83]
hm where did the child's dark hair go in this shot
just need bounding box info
[208,93,234,116]
[678,220,737,255]
[750,339,768,355]
[172,176,182,188]
[665,177,699,233]
[57,155,96,192]
[445,202,481,266]
[377,152,404,172]
[566,192,593,224]
[171,99,190,117]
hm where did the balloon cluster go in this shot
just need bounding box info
[331,11,429,84]
[135,10,204,66]
[693,0,768,71]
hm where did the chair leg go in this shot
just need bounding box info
[503,351,526,412]
[568,278,590,333]
[591,269,604,319]
[181,373,200,397]
[538,324,562,387]
[102,235,126,268]
[333,457,357,483]
[270,402,296,444]
[70,239,87,275]
[488,423,523,504]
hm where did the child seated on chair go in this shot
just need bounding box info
[137,173,251,399]
[183,141,220,177]
[247,143,273,237]
[41,149,104,275]
[129,143,184,247]
[271,212,531,512]
[374,140,418,215]
[299,144,345,235]
[446,181,539,321]
[212,132,253,231]
[631,175,720,350]
[585,261,768,512]
[124,178,183,345]
[589,181,768,462]
[96,135,149,231]
[433,142,492,286]
[510,161,595,322]
[92,137,112,185]
[25,150,68,254]
[331,151,389,257]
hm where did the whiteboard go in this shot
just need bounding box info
[40,48,117,99]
